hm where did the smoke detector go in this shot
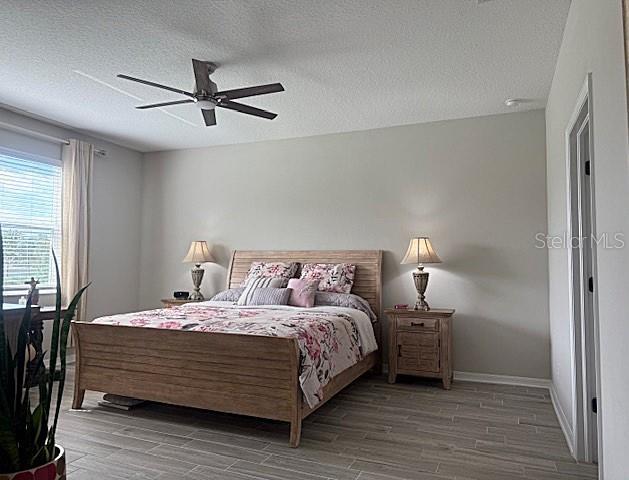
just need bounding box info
[505,98,526,107]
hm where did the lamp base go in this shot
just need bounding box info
[190,264,205,301]
[189,291,205,301]
[412,267,430,311]
[414,299,430,311]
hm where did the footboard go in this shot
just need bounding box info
[71,321,303,445]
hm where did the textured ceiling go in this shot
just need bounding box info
[0,0,570,152]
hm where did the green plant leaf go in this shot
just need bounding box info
[19,392,35,468]
[15,295,33,410]
[28,403,45,465]
[14,296,35,468]
[0,413,19,471]
[47,282,89,449]
[1,352,16,420]
[31,403,43,445]
[45,250,63,422]
[35,370,50,466]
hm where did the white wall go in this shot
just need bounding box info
[545,0,629,477]
[0,107,143,324]
[140,110,550,379]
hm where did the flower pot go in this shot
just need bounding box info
[0,445,66,480]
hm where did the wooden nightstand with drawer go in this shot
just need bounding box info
[385,308,455,389]
[161,298,202,308]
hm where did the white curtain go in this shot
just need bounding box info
[61,139,93,321]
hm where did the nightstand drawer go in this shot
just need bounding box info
[398,344,438,358]
[397,317,440,332]
[399,357,440,373]
[397,332,439,348]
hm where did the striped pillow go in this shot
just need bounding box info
[237,276,284,305]
[248,288,292,306]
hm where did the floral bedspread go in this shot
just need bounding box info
[93,304,368,407]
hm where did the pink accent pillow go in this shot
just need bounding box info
[287,278,318,308]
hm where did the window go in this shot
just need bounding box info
[0,149,62,291]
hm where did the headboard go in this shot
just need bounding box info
[226,250,383,318]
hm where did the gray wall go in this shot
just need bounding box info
[545,0,629,476]
[140,109,550,379]
[0,107,143,324]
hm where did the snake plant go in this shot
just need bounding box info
[0,225,89,472]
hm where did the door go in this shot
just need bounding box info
[567,75,600,464]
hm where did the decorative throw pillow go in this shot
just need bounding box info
[247,288,292,306]
[287,278,318,308]
[240,261,299,287]
[210,288,244,302]
[237,276,284,305]
[300,263,356,294]
[314,292,377,322]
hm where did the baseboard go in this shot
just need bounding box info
[383,367,552,389]
[453,371,551,389]
[549,382,575,456]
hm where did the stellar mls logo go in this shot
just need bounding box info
[535,232,625,249]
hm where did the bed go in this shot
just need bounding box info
[71,250,382,447]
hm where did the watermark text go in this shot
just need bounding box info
[535,232,625,249]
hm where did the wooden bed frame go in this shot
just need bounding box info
[71,250,382,447]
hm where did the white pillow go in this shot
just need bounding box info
[237,276,284,305]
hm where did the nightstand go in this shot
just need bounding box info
[385,308,455,389]
[160,298,202,308]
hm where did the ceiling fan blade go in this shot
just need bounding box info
[214,83,284,100]
[117,74,194,98]
[217,100,277,119]
[202,108,216,126]
[192,59,217,94]
[136,99,195,109]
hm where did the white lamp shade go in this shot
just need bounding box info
[401,237,442,265]
[182,240,215,264]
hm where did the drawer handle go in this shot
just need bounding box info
[411,322,425,327]
[397,345,402,357]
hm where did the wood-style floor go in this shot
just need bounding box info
[57,365,598,480]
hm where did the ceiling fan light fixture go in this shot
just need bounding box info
[195,99,216,110]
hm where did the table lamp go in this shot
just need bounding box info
[401,237,442,311]
[182,240,215,301]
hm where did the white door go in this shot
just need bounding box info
[567,76,600,464]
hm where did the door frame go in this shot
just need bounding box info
[565,73,603,468]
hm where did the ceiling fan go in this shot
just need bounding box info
[117,59,284,126]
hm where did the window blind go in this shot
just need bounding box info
[0,150,62,289]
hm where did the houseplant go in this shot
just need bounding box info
[0,226,88,479]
